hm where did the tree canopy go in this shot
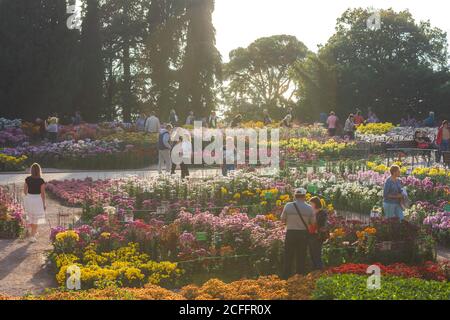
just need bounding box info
[316,8,450,121]
[223,35,309,120]
[1,5,450,123]
[0,0,221,122]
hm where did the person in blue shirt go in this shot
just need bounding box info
[135,112,147,132]
[423,111,435,127]
[383,165,404,220]
[158,124,173,173]
[319,112,328,126]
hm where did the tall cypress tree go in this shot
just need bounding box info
[144,0,185,120]
[78,0,104,121]
[41,0,80,119]
[0,0,44,119]
[0,0,79,121]
[102,0,146,122]
[176,0,221,118]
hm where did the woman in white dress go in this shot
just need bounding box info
[23,163,46,242]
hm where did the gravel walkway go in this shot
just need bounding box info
[0,166,224,185]
[0,196,80,296]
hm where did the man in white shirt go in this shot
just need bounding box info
[145,111,160,133]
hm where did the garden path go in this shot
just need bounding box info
[0,166,224,185]
[437,246,450,262]
[0,195,81,296]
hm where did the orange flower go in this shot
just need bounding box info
[364,227,377,236]
[265,213,278,221]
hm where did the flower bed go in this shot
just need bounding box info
[46,178,120,207]
[22,285,185,300]
[44,169,441,286]
[313,274,450,300]
[0,127,28,147]
[47,173,292,218]
[49,208,286,283]
[280,138,358,160]
[1,140,157,170]
[101,132,158,148]
[42,163,448,291]
[328,262,449,282]
[356,123,395,135]
[0,118,21,130]
[57,123,108,141]
[49,207,434,287]
[291,165,449,213]
[0,186,25,238]
[6,273,321,300]
[406,201,450,247]
[0,153,28,171]
[322,216,435,266]
[4,269,448,300]
[356,126,437,143]
[51,235,182,289]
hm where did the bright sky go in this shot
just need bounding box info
[214,0,450,61]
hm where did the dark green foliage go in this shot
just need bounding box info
[176,0,222,119]
[0,0,80,121]
[2,4,450,123]
[316,8,450,122]
[313,274,450,300]
[78,0,104,122]
[0,0,221,122]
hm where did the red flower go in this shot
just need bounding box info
[328,262,448,281]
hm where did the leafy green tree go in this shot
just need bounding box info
[291,54,337,122]
[102,0,147,122]
[319,8,450,121]
[223,35,309,120]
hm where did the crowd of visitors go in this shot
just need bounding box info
[20,106,449,179]
[324,107,381,139]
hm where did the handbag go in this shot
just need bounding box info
[293,202,316,235]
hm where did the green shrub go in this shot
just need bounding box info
[313,274,450,300]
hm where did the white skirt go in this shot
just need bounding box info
[24,194,46,225]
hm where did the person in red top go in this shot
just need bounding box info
[354,111,364,126]
[326,111,338,137]
[436,120,450,162]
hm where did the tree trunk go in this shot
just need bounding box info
[123,42,132,122]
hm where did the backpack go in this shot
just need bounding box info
[158,131,170,150]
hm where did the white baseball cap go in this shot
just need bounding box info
[294,188,307,196]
